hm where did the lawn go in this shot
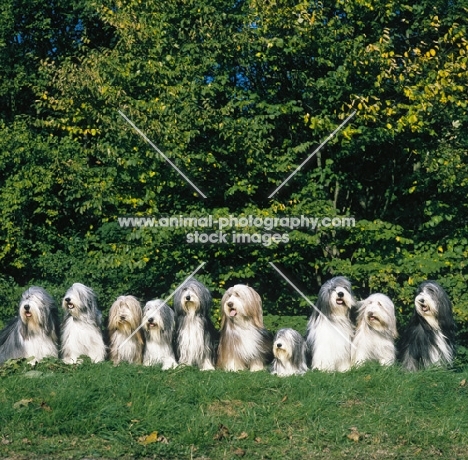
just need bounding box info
[1,359,467,459]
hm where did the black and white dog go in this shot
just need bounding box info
[60,283,107,364]
[173,279,217,370]
[270,328,307,376]
[0,286,59,364]
[398,281,456,371]
[305,276,356,372]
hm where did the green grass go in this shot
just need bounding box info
[1,359,468,459]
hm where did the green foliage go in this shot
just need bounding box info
[0,0,468,344]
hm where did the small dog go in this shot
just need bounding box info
[0,286,59,365]
[398,281,456,371]
[351,293,398,366]
[217,284,273,372]
[142,299,177,369]
[173,279,217,370]
[305,276,356,372]
[60,283,107,364]
[270,328,307,376]
[108,295,144,365]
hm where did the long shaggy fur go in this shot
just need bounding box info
[173,279,217,370]
[108,295,144,365]
[0,287,59,365]
[270,328,307,376]
[351,293,398,366]
[143,299,177,369]
[60,283,107,364]
[398,281,456,371]
[217,284,273,372]
[305,276,356,372]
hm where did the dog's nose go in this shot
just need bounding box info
[185,295,191,301]
[227,301,233,308]
[419,298,425,303]
[337,291,344,298]
[276,343,282,348]
[65,297,71,302]
[24,304,30,311]
[120,315,126,321]
[148,317,154,323]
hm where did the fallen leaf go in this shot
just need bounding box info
[347,427,361,442]
[237,432,248,440]
[138,431,159,445]
[233,447,246,457]
[254,437,262,443]
[157,435,169,444]
[1,437,11,445]
[213,424,230,441]
[281,395,288,403]
[460,379,466,387]
[40,401,52,411]
[13,398,33,409]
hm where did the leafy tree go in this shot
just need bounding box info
[0,0,467,347]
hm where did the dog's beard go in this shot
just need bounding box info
[224,299,247,324]
[19,300,44,334]
[273,344,291,361]
[363,307,389,332]
[181,290,201,314]
[62,297,82,318]
[415,294,439,329]
[330,289,353,314]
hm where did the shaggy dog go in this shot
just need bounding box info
[351,293,398,366]
[142,299,177,369]
[217,284,273,372]
[60,283,106,364]
[173,279,217,370]
[398,281,456,371]
[108,295,144,364]
[270,328,307,376]
[0,286,59,364]
[305,276,356,372]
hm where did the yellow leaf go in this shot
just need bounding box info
[138,431,159,445]
[13,399,33,409]
[430,48,436,56]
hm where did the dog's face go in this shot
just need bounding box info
[221,284,263,328]
[143,300,167,332]
[273,329,296,362]
[359,294,397,337]
[414,281,453,331]
[179,286,201,313]
[415,284,439,319]
[318,277,356,316]
[414,281,455,333]
[19,287,55,333]
[62,283,97,320]
[109,296,142,333]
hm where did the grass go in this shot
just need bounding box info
[1,359,468,459]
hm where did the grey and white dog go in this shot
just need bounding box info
[0,286,59,365]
